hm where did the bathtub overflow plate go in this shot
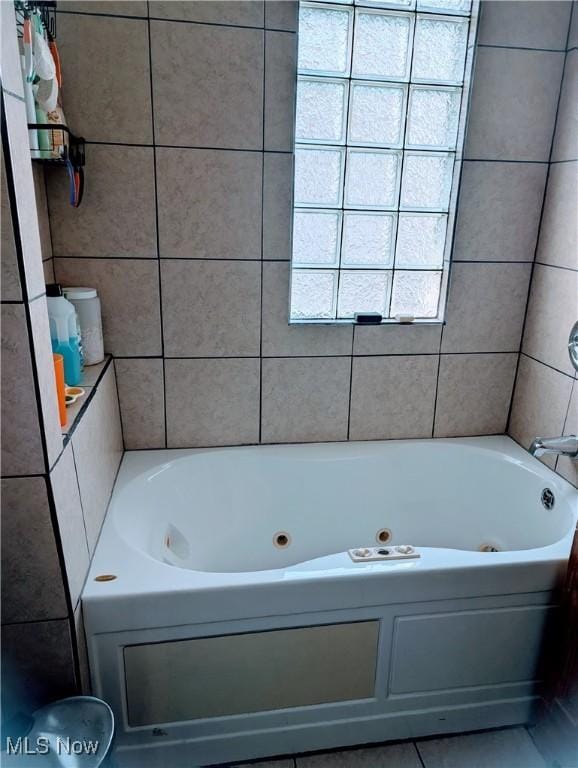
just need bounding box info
[349,545,419,563]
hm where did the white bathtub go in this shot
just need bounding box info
[82,436,577,768]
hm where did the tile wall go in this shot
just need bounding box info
[1,1,123,723]
[47,0,571,451]
[508,5,578,487]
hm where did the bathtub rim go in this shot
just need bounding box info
[82,435,577,635]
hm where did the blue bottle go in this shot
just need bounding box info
[46,284,82,386]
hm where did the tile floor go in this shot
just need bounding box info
[232,727,549,768]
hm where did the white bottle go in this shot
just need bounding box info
[63,287,104,366]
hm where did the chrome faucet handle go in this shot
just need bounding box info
[530,435,578,458]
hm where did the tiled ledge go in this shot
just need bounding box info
[62,355,113,443]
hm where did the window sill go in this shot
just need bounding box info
[287,318,445,326]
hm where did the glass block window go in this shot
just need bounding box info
[290,0,478,323]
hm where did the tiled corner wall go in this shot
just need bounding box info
[1,1,123,722]
[45,0,570,451]
[508,3,578,488]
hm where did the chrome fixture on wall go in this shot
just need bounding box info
[569,321,578,373]
[530,436,578,459]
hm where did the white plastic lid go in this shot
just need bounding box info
[63,286,97,300]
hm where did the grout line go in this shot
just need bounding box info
[477,43,568,53]
[451,259,534,264]
[521,352,576,380]
[1,615,70,628]
[431,354,442,439]
[414,740,428,768]
[112,359,127,450]
[72,138,559,164]
[462,157,549,164]
[82,139,290,154]
[108,350,522,361]
[149,14,296,34]
[146,2,168,449]
[259,28,266,445]
[549,157,578,164]
[69,441,91,565]
[55,6,294,34]
[51,256,290,263]
[346,334,354,441]
[42,465,81,689]
[533,260,578,273]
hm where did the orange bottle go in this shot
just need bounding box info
[53,353,67,427]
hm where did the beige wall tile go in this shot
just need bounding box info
[465,48,564,161]
[1,304,45,475]
[4,95,46,300]
[43,258,55,284]
[2,620,77,716]
[165,358,260,447]
[47,145,156,258]
[115,358,165,449]
[453,162,547,262]
[51,443,90,609]
[156,148,262,259]
[151,21,263,149]
[1,147,21,302]
[522,264,578,376]
[161,260,261,357]
[264,31,297,151]
[552,50,578,162]
[71,365,123,554]
[441,262,532,353]
[262,262,352,356]
[536,161,578,270]
[509,354,574,467]
[265,1,298,30]
[353,324,442,356]
[32,165,52,262]
[556,381,578,486]
[570,1,578,48]
[29,297,64,468]
[478,1,571,50]
[0,0,23,97]
[55,258,162,356]
[58,1,147,14]
[349,355,438,441]
[261,357,350,443]
[263,152,293,260]
[56,14,152,144]
[1,477,68,623]
[434,353,517,437]
[149,1,264,25]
